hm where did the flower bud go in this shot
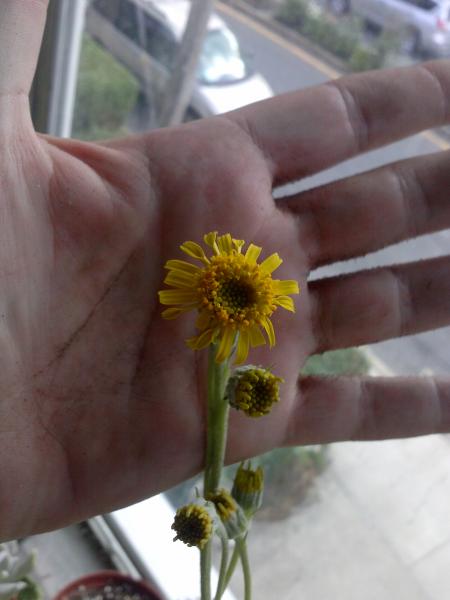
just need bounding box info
[206,489,248,540]
[171,501,216,550]
[232,462,264,516]
[226,365,283,417]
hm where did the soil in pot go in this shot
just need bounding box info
[55,571,163,600]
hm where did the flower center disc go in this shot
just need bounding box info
[198,254,274,326]
[217,279,256,314]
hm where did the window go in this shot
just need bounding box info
[92,0,119,22]
[405,0,438,10]
[115,0,139,42]
[143,13,177,68]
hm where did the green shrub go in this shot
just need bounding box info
[301,347,370,376]
[276,0,310,30]
[255,446,329,520]
[303,13,360,59]
[275,0,395,70]
[349,46,382,71]
[73,35,139,140]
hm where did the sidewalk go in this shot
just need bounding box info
[231,434,450,599]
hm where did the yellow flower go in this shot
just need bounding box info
[171,502,215,550]
[226,365,283,417]
[159,232,299,363]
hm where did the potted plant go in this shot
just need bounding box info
[53,570,164,600]
[0,541,41,600]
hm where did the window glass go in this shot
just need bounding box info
[413,0,437,10]
[115,0,139,41]
[91,0,118,21]
[143,13,177,68]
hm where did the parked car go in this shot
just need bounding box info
[86,0,273,122]
[328,0,450,56]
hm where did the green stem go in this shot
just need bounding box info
[237,537,252,600]
[204,343,231,494]
[214,530,229,600]
[201,342,232,600]
[200,541,212,600]
[222,542,240,591]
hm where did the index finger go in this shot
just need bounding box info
[228,60,450,186]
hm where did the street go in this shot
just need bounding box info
[218,1,450,376]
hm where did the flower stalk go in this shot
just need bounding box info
[237,537,252,600]
[200,541,212,600]
[161,232,300,600]
[204,343,232,494]
[201,342,232,599]
[214,529,230,600]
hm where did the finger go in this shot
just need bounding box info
[309,255,450,353]
[283,149,450,269]
[229,60,450,186]
[0,0,49,96]
[285,375,450,444]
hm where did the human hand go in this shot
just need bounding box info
[1,0,449,540]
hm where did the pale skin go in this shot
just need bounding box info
[0,0,449,541]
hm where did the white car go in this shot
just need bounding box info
[86,0,273,120]
[329,0,450,57]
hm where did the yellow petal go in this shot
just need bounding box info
[217,233,233,254]
[159,289,198,305]
[249,325,266,347]
[216,327,236,363]
[244,243,262,264]
[273,280,300,295]
[162,307,192,320]
[260,253,282,274]
[235,330,250,365]
[186,328,216,350]
[261,316,276,347]
[233,238,245,253]
[274,295,295,312]
[164,270,196,289]
[165,259,201,275]
[203,232,220,255]
[180,241,209,263]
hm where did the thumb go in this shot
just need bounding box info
[0,0,49,96]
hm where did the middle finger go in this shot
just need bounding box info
[282,149,450,269]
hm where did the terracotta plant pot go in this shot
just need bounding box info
[53,570,164,600]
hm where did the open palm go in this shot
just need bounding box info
[1,0,450,540]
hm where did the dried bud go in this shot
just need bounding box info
[232,462,264,516]
[206,489,248,540]
[171,502,215,550]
